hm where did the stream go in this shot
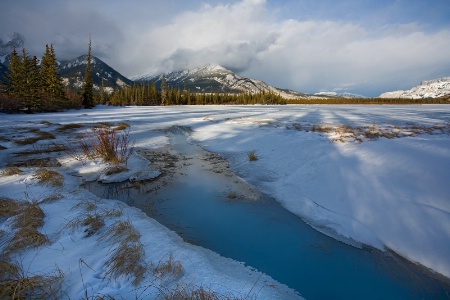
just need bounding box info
[84,126,450,299]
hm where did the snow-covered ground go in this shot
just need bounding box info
[1,104,449,298]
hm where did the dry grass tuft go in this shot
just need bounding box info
[0,262,64,300]
[1,167,24,176]
[4,201,49,255]
[104,165,129,176]
[105,242,146,286]
[0,260,19,280]
[15,144,68,156]
[0,197,25,218]
[312,124,334,133]
[12,202,45,229]
[226,192,238,200]
[65,213,105,237]
[14,131,56,146]
[7,227,49,254]
[101,220,146,285]
[57,123,83,132]
[82,214,105,237]
[115,122,130,131]
[39,121,53,126]
[247,150,258,162]
[161,285,242,300]
[73,201,98,212]
[152,253,183,279]
[100,220,139,246]
[7,157,62,168]
[32,168,64,187]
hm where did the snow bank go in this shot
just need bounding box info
[1,104,449,298]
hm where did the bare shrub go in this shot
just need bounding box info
[64,126,132,164]
[94,127,131,164]
[32,168,64,187]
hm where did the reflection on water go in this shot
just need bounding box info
[84,126,450,300]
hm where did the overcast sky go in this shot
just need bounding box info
[1,0,450,96]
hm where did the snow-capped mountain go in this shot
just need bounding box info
[59,55,132,92]
[379,77,450,99]
[314,91,366,98]
[133,64,315,99]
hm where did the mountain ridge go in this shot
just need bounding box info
[379,77,450,99]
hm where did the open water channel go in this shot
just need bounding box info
[84,126,450,299]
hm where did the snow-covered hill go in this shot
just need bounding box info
[379,77,450,99]
[133,64,318,99]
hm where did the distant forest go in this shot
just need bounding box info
[1,43,449,113]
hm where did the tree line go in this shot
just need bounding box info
[105,75,287,106]
[0,41,95,113]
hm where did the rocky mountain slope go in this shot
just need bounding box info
[379,77,450,99]
[59,55,132,92]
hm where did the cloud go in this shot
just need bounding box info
[1,0,449,96]
[124,0,450,96]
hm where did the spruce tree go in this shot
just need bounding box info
[41,44,65,110]
[160,74,167,105]
[82,36,94,108]
[5,48,21,97]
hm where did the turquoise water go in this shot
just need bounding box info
[84,128,450,299]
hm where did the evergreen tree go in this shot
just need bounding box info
[5,48,21,97]
[19,48,35,112]
[82,36,94,108]
[160,74,167,105]
[41,44,65,110]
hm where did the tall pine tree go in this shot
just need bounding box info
[160,74,167,105]
[41,44,65,110]
[82,36,94,108]
[5,48,21,97]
